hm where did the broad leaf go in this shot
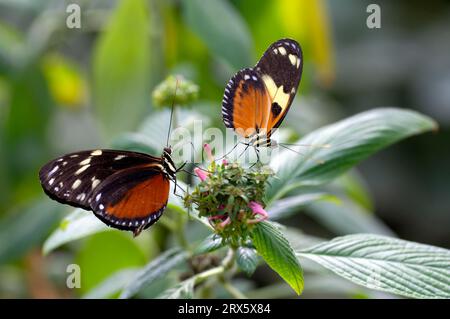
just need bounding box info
[75,231,147,294]
[182,0,253,69]
[268,108,437,201]
[306,200,396,236]
[298,234,450,299]
[43,187,188,253]
[252,221,304,295]
[236,247,259,276]
[93,0,151,139]
[158,277,195,299]
[43,209,109,255]
[194,234,224,254]
[83,268,139,299]
[120,248,188,299]
[268,192,336,220]
[0,199,60,264]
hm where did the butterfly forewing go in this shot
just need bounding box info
[39,149,162,210]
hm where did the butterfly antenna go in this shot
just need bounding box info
[278,143,325,165]
[166,77,180,147]
[279,142,331,149]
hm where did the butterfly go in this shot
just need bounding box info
[39,147,178,236]
[221,38,303,149]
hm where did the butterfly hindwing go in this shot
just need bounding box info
[90,164,170,234]
[38,149,161,210]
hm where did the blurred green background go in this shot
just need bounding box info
[0,0,449,298]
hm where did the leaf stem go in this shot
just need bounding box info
[221,280,248,299]
[193,266,225,284]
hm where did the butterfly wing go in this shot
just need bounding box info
[90,165,170,235]
[222,38,303,141]
[39,149,169,235]
[222,68,272,138]
[255,38,303,130]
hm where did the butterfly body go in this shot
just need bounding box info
[39,147,176,236]
[222,38,303,148]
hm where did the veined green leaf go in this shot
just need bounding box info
[120,248,188,299]
[236,247,259,276]
[268,108,437,201]
[306,200,395,236]
[158,277,195,299]
[252,221,304,295]
[194,234,224,254]
[181,0,253,69]
[298,234,450,299]
[268,192,337,220]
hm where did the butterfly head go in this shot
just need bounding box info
[163,147,172,155]
[162,146,176,179]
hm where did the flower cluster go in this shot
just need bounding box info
[184,144,274,248]
[152,74,199,108]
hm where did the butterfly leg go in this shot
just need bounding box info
[176,161,187,172]
[216,141,244,161]
[248,147,261,169]
[238,143,251,160]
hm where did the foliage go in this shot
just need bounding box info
[0,0,448,300]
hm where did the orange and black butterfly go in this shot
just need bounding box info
[39,147,179,237]
[222,38,303,148]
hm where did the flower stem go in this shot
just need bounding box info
[222,280,248,299]
[193,266,225,284]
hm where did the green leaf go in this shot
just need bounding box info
[110,132,159,155]
[268,192,337,220]
[181,0,253,69]
[158,277,195,299]
[236,247,259,276]
[268,108,437,201]
[298,234,450,299]
[83,268,139,299]
[306,200,395,236]
[93,0,151,139]
[194,234,224,254]
[252,221,304,295]
[43,184,190,253]
[75,231,147,294]
[331,170,373,211]
[120,248,188,299]
[0,199,60,264]
[43,208,109,254]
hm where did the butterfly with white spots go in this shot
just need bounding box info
[222,38,303,148]
[39,148,178,236]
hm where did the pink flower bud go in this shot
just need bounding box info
[203,143,214,162]
[208,214,226,221]
[247,201,268,224]
[194,167,209,181]
[218,216,231,228]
